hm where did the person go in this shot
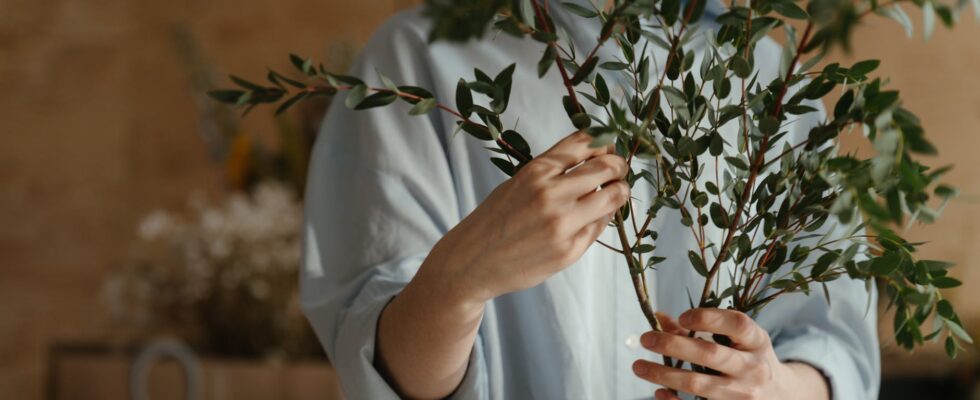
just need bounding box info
[300,1,880,399]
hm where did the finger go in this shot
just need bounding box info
[632,360,729,399]
[558,154,628,197]
[655,312,688,336]
[678,308,770,351]
[573,180,630,225]
[536,131,613,173]
[640,331,748,375]
[572,212,614,252]
[654,389,681,400]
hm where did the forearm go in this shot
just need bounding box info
[373,131,629,398]
[780,362,831,400]
[374,247,486,399]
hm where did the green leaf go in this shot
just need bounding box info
[923,1,936,40]
[869,251,902,275]
[490,157,516,176]
[594,73,610,105]
[378,72,399,92]
[539,45,557,77]
[759,116,780,135]
[676,136,698,157]
[409,98,438,115]
[561,2,598,18]
[932,276,962,289]
[662,0,681,25]
[688,250,709,277]
[531,31,558,43]
[502,130,531,159]
[456,79,473,117]
[937,299,955,319]
[486,120,502,140]
[270,70,306,89]
[710,203,730,228]
[945,336,957,358]
[275,92,307,115]
[731,55,751,79]
[683,0,708,23]
[230,75,264,91]
[571,56,598,85]
[289,54,306,74]
[771,1,809,19]
[599,61,630,71]
[571,113,592,129]
[877,4,914,38]
[692,192,709,208]
[947,320,974,344]
[398,86,435,103]
[849,60,881,77]
[662,86,687,108]
[725,156,749,170]
[922,260,955,272]
[326,73,364,87]
[935,184,958,199]
[345,85,368,109]
[354,91,397,110]
[236,91,252,106]
[208,89,246,103]
[635,244,656,254]
[458,121,493,141]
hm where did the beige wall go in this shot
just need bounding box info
[838,12,980,322]
[0,1,977,398]
[0,0,414,398]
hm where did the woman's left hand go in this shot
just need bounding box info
[632,309,830,400]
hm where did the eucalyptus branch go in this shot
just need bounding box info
[211,0,974,374]
[699,22,815,307]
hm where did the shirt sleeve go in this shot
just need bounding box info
[298,10,489,399]
[754,96,881,400]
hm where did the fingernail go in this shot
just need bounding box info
[641,333,658,348]
[679,312,692,325]
[633,361,648,375]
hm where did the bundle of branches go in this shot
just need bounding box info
[210,0,975,376]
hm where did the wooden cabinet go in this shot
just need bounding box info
[46,345,343,400]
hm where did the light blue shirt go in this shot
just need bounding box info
[300,2,880,399]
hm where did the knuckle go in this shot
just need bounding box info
[531,186,557,209]
[595,156,617,172]
[680,374,706,393]
[608,155,628,176]
[702,343,723,365]
[520,161,551,180]
[758,329,772,344]
[610,182,630,204]
[733,313,754,336]
[755,361,774,384]
[543,214,566,237]
[685,310,705,326]
[555,243,579,264]
[735,387,763,400]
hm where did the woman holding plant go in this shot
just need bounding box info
[298,2,882,398]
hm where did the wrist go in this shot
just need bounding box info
[778,361,831,400]
[414,241,493,313]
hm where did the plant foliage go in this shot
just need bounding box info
[210,0,976,369]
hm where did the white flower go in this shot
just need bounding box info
[138,211,174,241]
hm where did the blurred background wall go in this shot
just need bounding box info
[0,0,977,399]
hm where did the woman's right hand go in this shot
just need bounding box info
[421,130,631,305]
